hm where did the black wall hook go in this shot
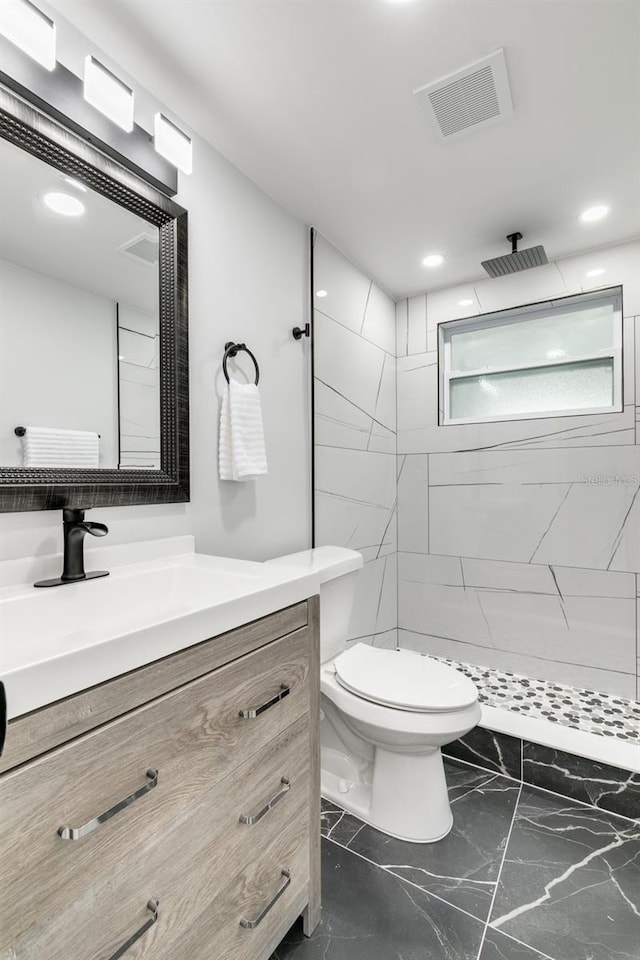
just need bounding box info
[292,323,310,341]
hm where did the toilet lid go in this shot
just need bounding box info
[333,644,478,712]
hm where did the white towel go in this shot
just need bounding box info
[219,379,268,481]
[22,426,100,468]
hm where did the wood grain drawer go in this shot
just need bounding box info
[1,716,311,960]
[1,601,310,775]
[0,627,311,953]
[155,805,311,960]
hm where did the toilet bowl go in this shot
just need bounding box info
[267,546,480,843]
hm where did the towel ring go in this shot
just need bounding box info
[223,341,260,385]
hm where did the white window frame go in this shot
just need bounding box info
[438,287,623,426]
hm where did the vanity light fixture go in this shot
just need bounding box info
[43,192,85,217]
[580,204,609,223]
[84,56,134,132]
[316,289,328,298]
[586,268,605,277]
[0,0,56,70]
[154,113,193,174]
[422,253,445,268]
[458,298,473,306]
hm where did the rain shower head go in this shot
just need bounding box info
[481,232,548,278]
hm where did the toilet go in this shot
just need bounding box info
[267,546,480,843]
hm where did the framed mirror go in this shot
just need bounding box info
[0,86,189,512]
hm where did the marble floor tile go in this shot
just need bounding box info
[347,774,521,921]
[442,726,523,780]
[272,839,484,959]
[489,785,640,960]
[320,799,365,847]
[479,928,551,960]
[444,758,499,803]
[523,743,640,821]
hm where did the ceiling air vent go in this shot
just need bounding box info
[414,49,513,141]
[118,233,159,267]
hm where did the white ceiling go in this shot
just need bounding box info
[49,0,640,298]
[0,137,158,312]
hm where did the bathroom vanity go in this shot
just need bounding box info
[0,547,321,960]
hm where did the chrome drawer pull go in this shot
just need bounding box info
[239,777,290,825]
[239,684,290,719]
[107,898,159,960]
[58,769,159,840]
[240,870,291,929]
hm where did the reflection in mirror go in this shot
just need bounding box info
[0,136,160,470]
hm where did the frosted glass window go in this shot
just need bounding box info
[449,359,614,420]
[440,287,622,425]
[450,306,615,373]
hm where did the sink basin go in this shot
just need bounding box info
[0,550,319,720]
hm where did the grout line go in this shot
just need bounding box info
[345,822,366,847]
[475,781,523,960]
[316,443,396,455]
[399,625,637,681]
[443,754,640,826]
[443,752,522,785]
[314,376,393,431]
[322,832,488,928]
[360,280,373,336]
[449,773,499,806]
[315,306,396,358]
[520,780,640,827]
[489,928,558,960]
[390,546,639,577]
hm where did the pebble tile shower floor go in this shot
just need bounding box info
[431,656,640,742]
[271,758,640,960]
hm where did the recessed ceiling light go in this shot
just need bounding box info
[43,192,85,217]
[154,113,193,174]
[458,298,473,306]
[580,205,609,223]
[0,0,56,70]
[315,289,328,298]
[84,56,134,132]
[546,349,567,360]
[586,268,605,277]
[422,254,445,268]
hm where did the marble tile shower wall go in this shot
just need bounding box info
[395,240,640,700]
[117,303,161,470]
[314,234,398,647]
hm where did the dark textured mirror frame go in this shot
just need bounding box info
[0,86,189,512]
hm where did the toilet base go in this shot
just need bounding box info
[321,744,454,843]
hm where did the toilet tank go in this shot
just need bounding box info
[266,547,363,663]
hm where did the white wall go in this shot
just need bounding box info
[0,258,118,467]
[0,59,311,564]
[395,239,640,699]
[178,134,312,561]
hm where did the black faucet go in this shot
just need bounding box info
[34,508,110,588]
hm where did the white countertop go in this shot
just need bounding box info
[0,537,319,720]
